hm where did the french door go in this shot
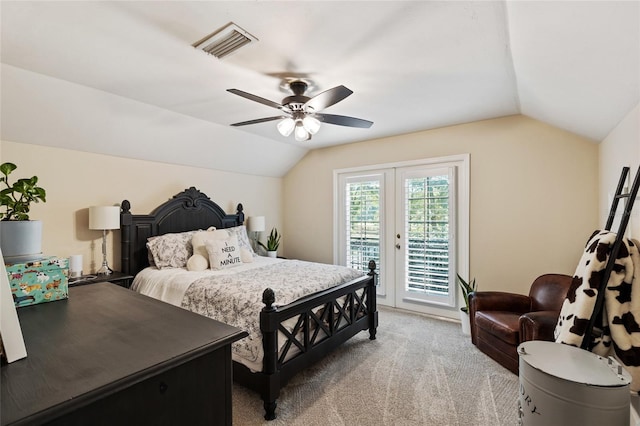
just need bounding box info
[335,155,468,318]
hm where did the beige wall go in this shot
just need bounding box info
[283,115,599,296]
[599,103,640,237]
[1,141,282,274]
[2,113,602,298]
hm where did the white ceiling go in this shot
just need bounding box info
[1,1,638,177]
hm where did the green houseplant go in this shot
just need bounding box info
[456,274,477,314]
[457,274,477,336]
[0,162,47,258]
[0,162,47,221]
[258,228,281,257]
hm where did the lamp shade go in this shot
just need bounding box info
[248,216,266,232]
[294,123,309,141]
[302,116,321,135]
[277,118,295,137]
[89,206,120,230]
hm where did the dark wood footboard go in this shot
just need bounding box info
[233,260,378,420]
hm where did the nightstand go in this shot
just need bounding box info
[69,271,134,288]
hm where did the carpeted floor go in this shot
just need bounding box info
[232,307,519,425]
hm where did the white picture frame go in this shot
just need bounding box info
[0,247,27,362]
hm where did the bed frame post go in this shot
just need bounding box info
[367,260,378,340]
[236,203,245,225]
[120,200,132,275]
[260,288,279,420]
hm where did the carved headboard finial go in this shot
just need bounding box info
[121,200,131,213]
[172,187,211,210]
[180,187,209,200]
[237,203,245,223]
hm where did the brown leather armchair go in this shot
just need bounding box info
[468,273,573,374]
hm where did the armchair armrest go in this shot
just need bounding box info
[519,310,560,342]
[468,291,532,346]
[468,291,532,314]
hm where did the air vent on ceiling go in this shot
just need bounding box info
[192,22,258,59]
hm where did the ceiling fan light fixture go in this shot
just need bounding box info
[302,116,321,135]
[227,79,372,141]
[294,123,310,142]
[277,117,295,137]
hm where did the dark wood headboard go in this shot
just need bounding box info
[120,187,244,276]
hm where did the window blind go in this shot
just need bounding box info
[345,180,381,274]
[404,175,450,296]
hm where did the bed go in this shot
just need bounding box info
[119,187,378,420]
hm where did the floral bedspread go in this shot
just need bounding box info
[181,260,364,371]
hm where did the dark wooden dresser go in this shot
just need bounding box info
[1,283,247,426]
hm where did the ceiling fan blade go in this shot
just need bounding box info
[227,89,284,110]
[316,113,373,128]
[304,85,353,111]
[230,116,287,126]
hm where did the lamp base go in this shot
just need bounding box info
[97,229,113,275]
[251,231,262,252]
[96,264,113,275]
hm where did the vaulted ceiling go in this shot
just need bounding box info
[1,1,638,177]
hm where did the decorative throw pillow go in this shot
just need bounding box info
[240,247,254,263]
[205,235,243,270]
[186,254,209,271]
[146,231,197,269]
[191,229,227,260]
[224,225,255,255]
[147,250,156,267]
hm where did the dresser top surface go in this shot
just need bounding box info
[1,283,247,425]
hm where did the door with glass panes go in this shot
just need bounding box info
[336,158,467,317]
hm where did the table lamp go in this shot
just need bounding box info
[89,206,120,275]
[248,216,265,251]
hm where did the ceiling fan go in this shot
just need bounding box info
[227,80,373,142]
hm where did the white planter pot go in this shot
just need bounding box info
[266,251,277,258]
[0,220,43,260]
[460,309,471,335]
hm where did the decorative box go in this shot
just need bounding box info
[5,256,69,308]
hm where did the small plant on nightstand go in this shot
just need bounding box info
[258,228,281,258]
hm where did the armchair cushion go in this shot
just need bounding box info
[475,311,520,345]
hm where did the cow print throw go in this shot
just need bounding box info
[554,230,640,393]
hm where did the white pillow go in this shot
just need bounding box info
[205,235,243,270]
[240,247,254,263]
[191,229,226,262]
[186,254,208,271]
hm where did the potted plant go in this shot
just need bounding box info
[258,228,281,258]
[457,274,477,335]
[0,162,47,259]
